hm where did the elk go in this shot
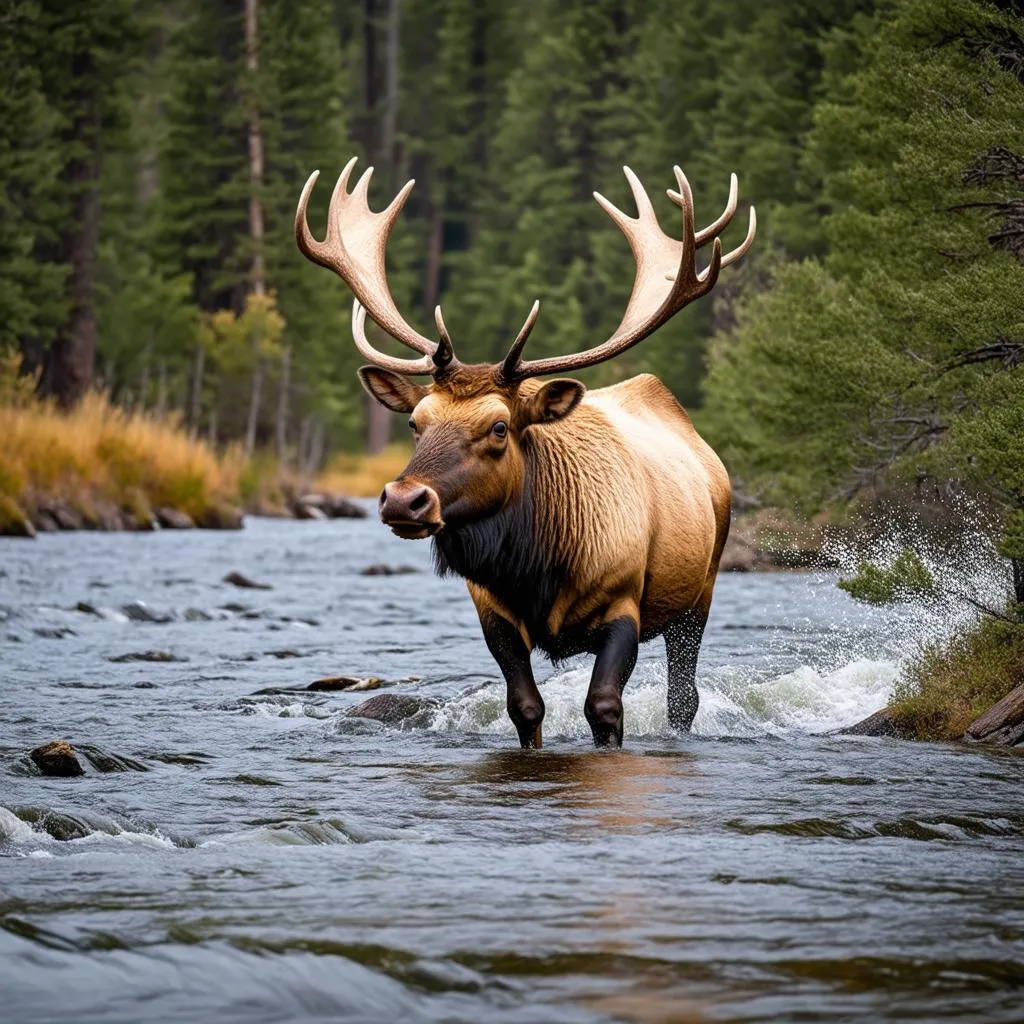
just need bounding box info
[296,158,754,748]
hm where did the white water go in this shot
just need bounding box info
[429,655,899,740]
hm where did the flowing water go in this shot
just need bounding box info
[1,514,1023,1023]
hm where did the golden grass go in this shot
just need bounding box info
[0,393,237,523]
[316,443,412,498]
[890,615,1024,740]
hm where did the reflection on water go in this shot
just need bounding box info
[1,515,1024,1023]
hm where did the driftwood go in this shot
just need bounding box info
[964,683,1024,747]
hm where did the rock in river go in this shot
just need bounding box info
[155,507,195,529]
[30,740,85,777]
[840,707,910,739]
[110,650,187,663]
[347,693,428,724]
[223,570,273,590]
[360,564,419,576]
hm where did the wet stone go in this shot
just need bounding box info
[109,650,187,663]
[223,570,273,590]
[33,626,76,639]
[121,601,173,623]
[77,744,149,773]
[155,507,195,529]
[30,740,85,777]
[307,675,382,692]
[360,563,420,576]
[347,693,428,724]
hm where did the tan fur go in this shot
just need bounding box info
[453,373,731,650]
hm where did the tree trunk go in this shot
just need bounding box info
[1013,557,1024,610]
[244,0,265,458]
[276,345,291,462]
[363,0,402,455]
[424,190,445,311]
[156,360,167,416]
[188,342,205,431]
[43,47,103,409]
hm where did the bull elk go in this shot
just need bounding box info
[296,159,755,748]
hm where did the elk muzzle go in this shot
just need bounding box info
[379,479,443,539]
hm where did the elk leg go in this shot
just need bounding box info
[584,617,639,748]
[664,600,710,732]
[481,614,544,749]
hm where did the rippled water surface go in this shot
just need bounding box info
[2,514,1023,1023]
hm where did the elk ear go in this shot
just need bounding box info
[523,378,586,425]
[358,367,429,413]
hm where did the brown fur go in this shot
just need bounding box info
[365,366,731,659]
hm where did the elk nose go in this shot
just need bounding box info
[379,480,443,535]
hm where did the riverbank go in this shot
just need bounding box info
[0,392,407,537]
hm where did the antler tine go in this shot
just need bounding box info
[498,300,541,382]
[503,164,756,382]
[295,158,455,373]
[352,301,436,376]
[433,306,454,368]
[668,170,739,245]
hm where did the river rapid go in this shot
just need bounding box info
[1,513,1023,1023]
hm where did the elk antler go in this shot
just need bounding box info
[499,166,755,382]
[296,158,455,375]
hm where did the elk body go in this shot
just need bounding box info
[296,159,755,747]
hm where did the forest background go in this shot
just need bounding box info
[1,0,1023,599]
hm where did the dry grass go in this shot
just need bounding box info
[890,615,1024,740]
[316,443,411,498]
[0,393,238,523]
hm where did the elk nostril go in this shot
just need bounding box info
[378,488,388,507]
[408,489,429,513]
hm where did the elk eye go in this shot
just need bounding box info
[492,421,508,439]
[408,418,416,431]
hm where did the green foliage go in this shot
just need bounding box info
[703,0,1024,572]
[890,615,1024,739]
[838,548,937,604]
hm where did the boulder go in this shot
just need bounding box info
[155,506,195,529]
[347,693,426,724]
[840,707,910,739]
[223,570,272,590]
[32,509,61,532]
[964,684,1024,746]
[51,502,86,531]
[294,502,328,521]
[323,494,367,519]
[30,740,85,777]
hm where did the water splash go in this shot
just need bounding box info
[427,656,898,741]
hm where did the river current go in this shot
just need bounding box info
[1,513,1023,1022]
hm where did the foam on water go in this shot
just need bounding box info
[428,655,899,740]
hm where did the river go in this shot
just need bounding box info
[2,514,1023,1023]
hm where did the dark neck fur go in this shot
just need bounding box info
[431,447,564,644]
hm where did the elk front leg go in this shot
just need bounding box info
[480,613,544,749]
[584,615,639,748]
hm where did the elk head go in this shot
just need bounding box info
[295,159,755,539]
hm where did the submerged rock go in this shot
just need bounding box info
[77,744,149,772]
[223,570,272,590]
[347,693,427,724]
[965,684,1024,746]
[109,649,186,663]
[360,563,419,576]
[30,740,85,777]
[33,626,77,639]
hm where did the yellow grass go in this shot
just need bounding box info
[0,393,237,523]
[316,443,412,498]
